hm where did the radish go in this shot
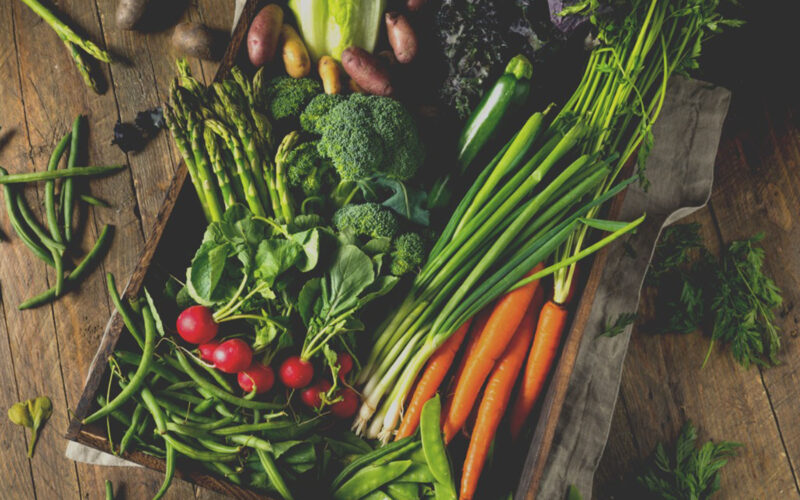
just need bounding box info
[337,352,354,379]
[300,380,332,408]
[212,339,253,373]
[331,388,359,418]
[237,363,275,394]
[279,356,314,388]
[176,305,218,344]
[198,341,220,363]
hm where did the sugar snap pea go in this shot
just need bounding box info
[395,463,434,483]
[332,460,412,500]
[360,491,392,500]
[420,394,453,490]
[83,302,155,424]
[386,481,420,500]
[331,435,416,491]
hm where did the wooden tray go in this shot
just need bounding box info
[67,1,625,498]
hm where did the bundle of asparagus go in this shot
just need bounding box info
[164,61,292,224]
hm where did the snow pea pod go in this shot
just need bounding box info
[332,460,412,500]
[83,304,156,424]
[396,463,434,483]
[386,481,419,500]
[330,435,417,491]
[420,395,454,491]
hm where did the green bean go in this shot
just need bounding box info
[107,274,145,349]
[18,224,113,309]
[332,461,412,500]
[331,436,417,491]
[64,115,84,242]
[173,349,281,410]
[117,353,180,384]
[162,380,197,392]
[257,448,294,500]
[119,404,144,455]
[0,165,125,184]
[164,421,214,440]
[79,194,109,207]
[105,479,114,500]
[192,396,216,414]
[158,390,206,406]
[163,434,238,462]
[211,417,319,440]
[226,434,275,453]
[14,194,66,252]
[152,394,216,424]
[152,442,175,500]
[395,463,434,483]
[0,174,55,267]
[197,437,242,454]
[44,131,69,296]
[204,461,242,485]
[186,352,235,393]
[83,303,155,424]
[169,413,235,431]
[420,395,453,490]
[140,386,167,433]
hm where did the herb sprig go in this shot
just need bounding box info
[637,421,740,500]
[647,224,783,368]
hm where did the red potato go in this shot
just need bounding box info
[406,0,428,11]
[172,22,220,61]
[248,4,283,67]
[385,12,418,64]
[341,47,393,97]
[116,0,150,30]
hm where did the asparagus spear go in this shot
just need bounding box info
[204,127,236,210]
[164,103,211,221]
[189,121,224,222]
[18,0,111,93]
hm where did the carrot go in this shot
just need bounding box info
[508,299,569,438]
[395,318,473,440]
[442,263,544,443]
[460,300,539,500]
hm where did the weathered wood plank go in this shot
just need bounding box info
[594,209,798,499]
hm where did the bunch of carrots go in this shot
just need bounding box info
[395,262,572,499]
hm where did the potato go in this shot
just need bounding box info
[171,22,220,61]
[116,0,149,30]
[280,25,311,78]
[341,47,393,96]
[385,12,418,64]
[248,4,283,67]
[406,0,428,11]
[318,56,342,94]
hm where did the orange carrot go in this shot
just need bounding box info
[508,299,569,438]
[442,306,493,407]
[443,263,544,443]
[395,318,473,440]
[460,300,539,500]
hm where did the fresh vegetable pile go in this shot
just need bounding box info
[74,0,739,498]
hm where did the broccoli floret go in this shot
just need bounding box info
[390,233,426,276]
[315,94,424,181]
[333,203,399,239]
[300,94,346,133]
[285,141,334,197]
[263,76,322,122]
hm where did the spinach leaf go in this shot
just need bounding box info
[290,228,321,272]
[321,244,375,319]
[255,239,302,286]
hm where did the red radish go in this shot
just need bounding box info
[212,339,253,373]
[279,356,314,388]
[337,352,354,379]
[176,305,218,344]
[300,380,332,408]
[331,388,359,418]
[198,341,220,363]
[237,363,275,394]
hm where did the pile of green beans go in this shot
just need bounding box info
[331,395,457,500]
[90,274,321,500]
[0,115,122,309]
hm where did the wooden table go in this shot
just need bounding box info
[595,5,800,497]
[0,1,234,498]
[1,2,798,500]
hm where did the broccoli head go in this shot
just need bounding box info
[315,94,424,182]
[285,141,334,197]
[390,233,426,276]
[263,76,322,122]
[300,94,346,133]
[332,202,399,240]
